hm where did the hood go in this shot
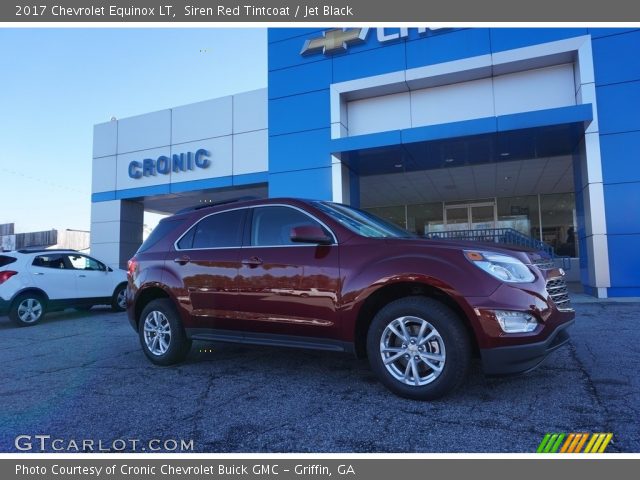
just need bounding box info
[383,236,547,264]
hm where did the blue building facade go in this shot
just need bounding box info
[267,28,640,298]
[91,28,640,298]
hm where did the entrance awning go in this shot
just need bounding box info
[332,104,592,176]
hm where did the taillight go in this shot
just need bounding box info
[0,271,17,285]
[127,258,138,278]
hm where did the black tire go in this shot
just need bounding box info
[366,296,471,400]
[111,283,127,312]
[9,293,47,327]
[138,298,191,366]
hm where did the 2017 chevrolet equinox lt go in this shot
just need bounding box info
[126,198,575,399]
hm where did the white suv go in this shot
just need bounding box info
[0,249,127,326]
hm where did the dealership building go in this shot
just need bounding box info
[91,28,640,297]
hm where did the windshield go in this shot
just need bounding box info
[314,202,416,239]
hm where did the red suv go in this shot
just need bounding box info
[127,198,575,399]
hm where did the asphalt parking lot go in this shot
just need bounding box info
[0,298,638,453]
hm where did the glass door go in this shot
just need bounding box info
[470,204,496,230]
[444,202,496,231]
[444,206,469,231]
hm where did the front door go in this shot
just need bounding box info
[444,202,496,230]
[236,205,341,340]
[66,253,111,298]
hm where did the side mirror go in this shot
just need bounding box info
[290,225,333,245]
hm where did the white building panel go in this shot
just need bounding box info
[169,136,233,184]
[410,77,494,127]
[233,89,268,134]
[93,121,118,158]
[92,155,117,193]
[115,147,171,191]
[117,110,171,154]
[493,63,576,116]
[233,130,268,175]
[347,91,411,136]
[90,200,123,224]
[90,221,121,244]
[171,96,233,145]
[341,63,577,137]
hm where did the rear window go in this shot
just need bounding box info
[0,255,16,268]
[177,209,245,250]
[137,219,181,253]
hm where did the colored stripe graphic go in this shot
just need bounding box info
[560,433,575,453]
[573,433,589,453]
[537,433,612,453]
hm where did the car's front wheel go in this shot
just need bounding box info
[366,297,471,400]
[138,299,191,366]
[9,293,46,327]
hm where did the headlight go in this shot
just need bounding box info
[493,310,538,333]
[464,250,535,283]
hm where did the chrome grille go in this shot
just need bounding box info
[531,257,555,270]
[546,277,572,310]
[531,256,572,310]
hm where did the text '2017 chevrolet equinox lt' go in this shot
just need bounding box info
[127,198,575,399]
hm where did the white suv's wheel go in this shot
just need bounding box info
[367,297,470,400]
[10,293,46,327]
[111,284,127,312]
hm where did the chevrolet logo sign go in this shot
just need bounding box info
[300,28,368,56]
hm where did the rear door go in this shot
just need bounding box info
[29,253,78,300]
[170,208,246,330]
[235,205,341,340]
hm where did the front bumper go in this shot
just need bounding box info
[480,319,574,375]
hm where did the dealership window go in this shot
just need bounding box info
[407,203,444,235]
[496,195,540,238]
[539,193,577,257]
[364,205,407,230]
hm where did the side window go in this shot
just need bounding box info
[251,206,327,246]
[32,254,67,269]
[183,209,245,250]
[176,225,196,250]
[67,254,104,271]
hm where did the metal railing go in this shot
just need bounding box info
[424,228,572,269]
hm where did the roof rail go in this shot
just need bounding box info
[16,248,79,254]
[175,196,261,215]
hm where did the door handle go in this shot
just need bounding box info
[33,272,44,276]
[79,274,87,278]
[241,256,263,267]
[173,255,191,265]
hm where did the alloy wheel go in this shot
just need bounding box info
[116,289,127,309]
[17,298,43,324]
[143,310,172,356]
[379,315,446,386]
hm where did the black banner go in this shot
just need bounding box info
[4,459,640,480]
[4,0,640,22]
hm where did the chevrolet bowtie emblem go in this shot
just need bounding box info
[300,28,368,56]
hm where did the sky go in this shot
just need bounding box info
[0,28,267,233]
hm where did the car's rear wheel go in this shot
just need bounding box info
[138,299,191,365]
[111,284,127,312]
[10,293,46,327]
[366,297,470,400]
